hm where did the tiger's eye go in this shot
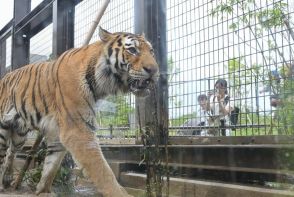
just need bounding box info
[128,47,137,54]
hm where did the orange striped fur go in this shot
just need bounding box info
[0,27,158,196]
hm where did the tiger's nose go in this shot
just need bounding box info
[143,66,158,76]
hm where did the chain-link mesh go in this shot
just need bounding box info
[75,0,136,139]
[30,23,53,63]
[1,0,293,139]
[167,0,294,137]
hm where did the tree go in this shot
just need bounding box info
[210,0,294,134]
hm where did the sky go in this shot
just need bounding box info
[0,0,44,29]
[0,0,294,119]
[0,1,13,29]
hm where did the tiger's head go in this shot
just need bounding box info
[99,27,159,97]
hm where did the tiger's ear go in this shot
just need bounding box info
[99,26,113,42]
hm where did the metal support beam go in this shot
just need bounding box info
[11,31,30,70]
[14,0,53,37]
[134,0,168,144]
[52,0,75,58]
[0,20,13,41]
[11,0,31,70]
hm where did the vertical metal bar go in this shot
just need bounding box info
[13,0,31,23]
[0,40,6,77]
[110,124,113,139]
[11,0,31,70]
[134,0,168,144]
[52,0,75,58]
[135,3,168,195]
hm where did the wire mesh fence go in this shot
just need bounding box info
[29,23,52,63]
[74,0,136,139]
[5,36,12,70]
[1,2,293,196]
[167,0,294,137]
[0,0,293,140]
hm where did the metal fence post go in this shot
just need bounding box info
[110,124,113,139]
[11,0,31,70]
[134,0,168,144]
[52,0,75,58]
[0,40,6,77]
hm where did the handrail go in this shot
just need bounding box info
[96,124,269,132]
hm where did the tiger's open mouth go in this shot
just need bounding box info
[129,78,153,96]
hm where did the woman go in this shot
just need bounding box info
[207,79,235,136]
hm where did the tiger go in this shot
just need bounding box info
[0,27,159,196]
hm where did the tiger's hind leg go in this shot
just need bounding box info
[0,128,8,169]
[0,109,29,190]
[0,128,14,191]
[36,128,67,194]
[0,139,15,189]
[0,129,27,190]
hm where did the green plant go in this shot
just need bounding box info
[97,95,134,126]
[23,148,75,193]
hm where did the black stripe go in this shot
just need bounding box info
[0,80,3,94]
[46,62,54,96]
[113,73,123,84]
[108,40,116,55]
[106,58,111,65]
[122,52,125,63]
[52,52,69,83]
[32,64,41,125]
[11,69,25,91]
[12,140,25,149]
[77,112,96,131]
[83,97,96,116]
[0,133,6,142]
[30,115,35,128]
[117,38,122,46]
[51,50,69,85]
[13,114,20,121]
[34,63,44,121]
[16,129,29,137]
[0,99,7,116]
[8,73,17,86]
[121,63,128,71]
[37,64,49,115]
[85,62,97,100]
[103,67,112,77]
[55,55,75,122]
[13,93,25,121]
[69,48,82,56]
[108,47,113,57]
[20,66,34,119]
[114,48,120,70]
